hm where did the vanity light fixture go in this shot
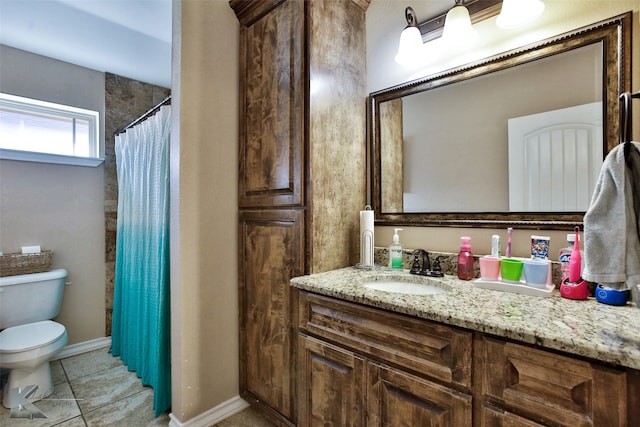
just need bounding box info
[496,0,545,28]
[395,7,423,65]
[395,0,502,64]
[441,0,476,45]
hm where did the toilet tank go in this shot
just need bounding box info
[0,269,68,329]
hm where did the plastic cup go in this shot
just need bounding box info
[523,259,549,287]
[500,258,523,283]
[479,256,501,280]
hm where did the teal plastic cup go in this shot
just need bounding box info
[501,258,523,283]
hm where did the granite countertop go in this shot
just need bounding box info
[290,266,640,370]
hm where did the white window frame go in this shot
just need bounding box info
[0,93,104,167]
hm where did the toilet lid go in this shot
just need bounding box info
[0,320,66,353]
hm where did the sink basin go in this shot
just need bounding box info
[363,280,448,295]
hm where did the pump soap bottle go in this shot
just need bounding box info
[457,236,474,280]
[388,228,404,269]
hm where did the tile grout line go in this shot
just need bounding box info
[61,350,159,424]
[59,355,89,427]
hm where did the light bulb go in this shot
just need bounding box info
[442,4,476,46]
[395,26,423,65]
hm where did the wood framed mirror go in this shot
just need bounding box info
[369,13,631,229]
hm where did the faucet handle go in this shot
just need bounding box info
[410,251,422,274]
[427,256,445,277]
[432,256,442,272]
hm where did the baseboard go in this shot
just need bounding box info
[168,395,249,427]
[53,336,112,360]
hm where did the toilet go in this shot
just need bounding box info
[0,269,68,408]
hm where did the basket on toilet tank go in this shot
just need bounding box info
[0,250,53,277]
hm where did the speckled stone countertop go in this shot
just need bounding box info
[290,266,640,370]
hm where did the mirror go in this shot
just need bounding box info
[369,13,631,229]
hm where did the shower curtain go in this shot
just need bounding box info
[112,105,171,416]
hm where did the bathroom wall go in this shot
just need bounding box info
[367,0,640,259]
[0,45,106,344]
[170,0,240,422]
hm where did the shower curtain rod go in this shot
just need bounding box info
[115,95,172,136]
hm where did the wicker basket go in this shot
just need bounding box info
[0,250,53,277]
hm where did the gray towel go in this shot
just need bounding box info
[583,141,640,290]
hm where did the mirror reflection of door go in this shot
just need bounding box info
[507,102,603,212]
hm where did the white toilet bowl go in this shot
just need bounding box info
[0,320,68,408]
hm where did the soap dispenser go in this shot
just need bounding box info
[457,236,474,280]
[388,228,403,269]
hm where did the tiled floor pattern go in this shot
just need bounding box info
[0,346,274,426]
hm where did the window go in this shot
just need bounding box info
[0,93,102,166]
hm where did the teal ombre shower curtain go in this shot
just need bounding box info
[112,105,171,416]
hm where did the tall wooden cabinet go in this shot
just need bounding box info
[230,0,368,425]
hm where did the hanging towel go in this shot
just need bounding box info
[583,141,640,290]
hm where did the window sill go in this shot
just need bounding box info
[0,149,104,167]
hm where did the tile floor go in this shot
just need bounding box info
[0,346,274,427]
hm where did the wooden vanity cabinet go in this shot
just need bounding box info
[298,291,639,427]
[230,0,368,424]
[298,291,474,426]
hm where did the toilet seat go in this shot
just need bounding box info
[0,320,66,353]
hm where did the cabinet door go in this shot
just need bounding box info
[481,335,628,427]
[239,209,304,422]
[237,0,304,208]
[368,363,472,427]
[298,334,366,426]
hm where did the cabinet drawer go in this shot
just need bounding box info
[481,335,628,427]
[481,403,546,427]
[298,291,472,390]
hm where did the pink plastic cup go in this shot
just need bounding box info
[479,256,501,280]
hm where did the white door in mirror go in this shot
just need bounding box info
[508,102,603,211]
